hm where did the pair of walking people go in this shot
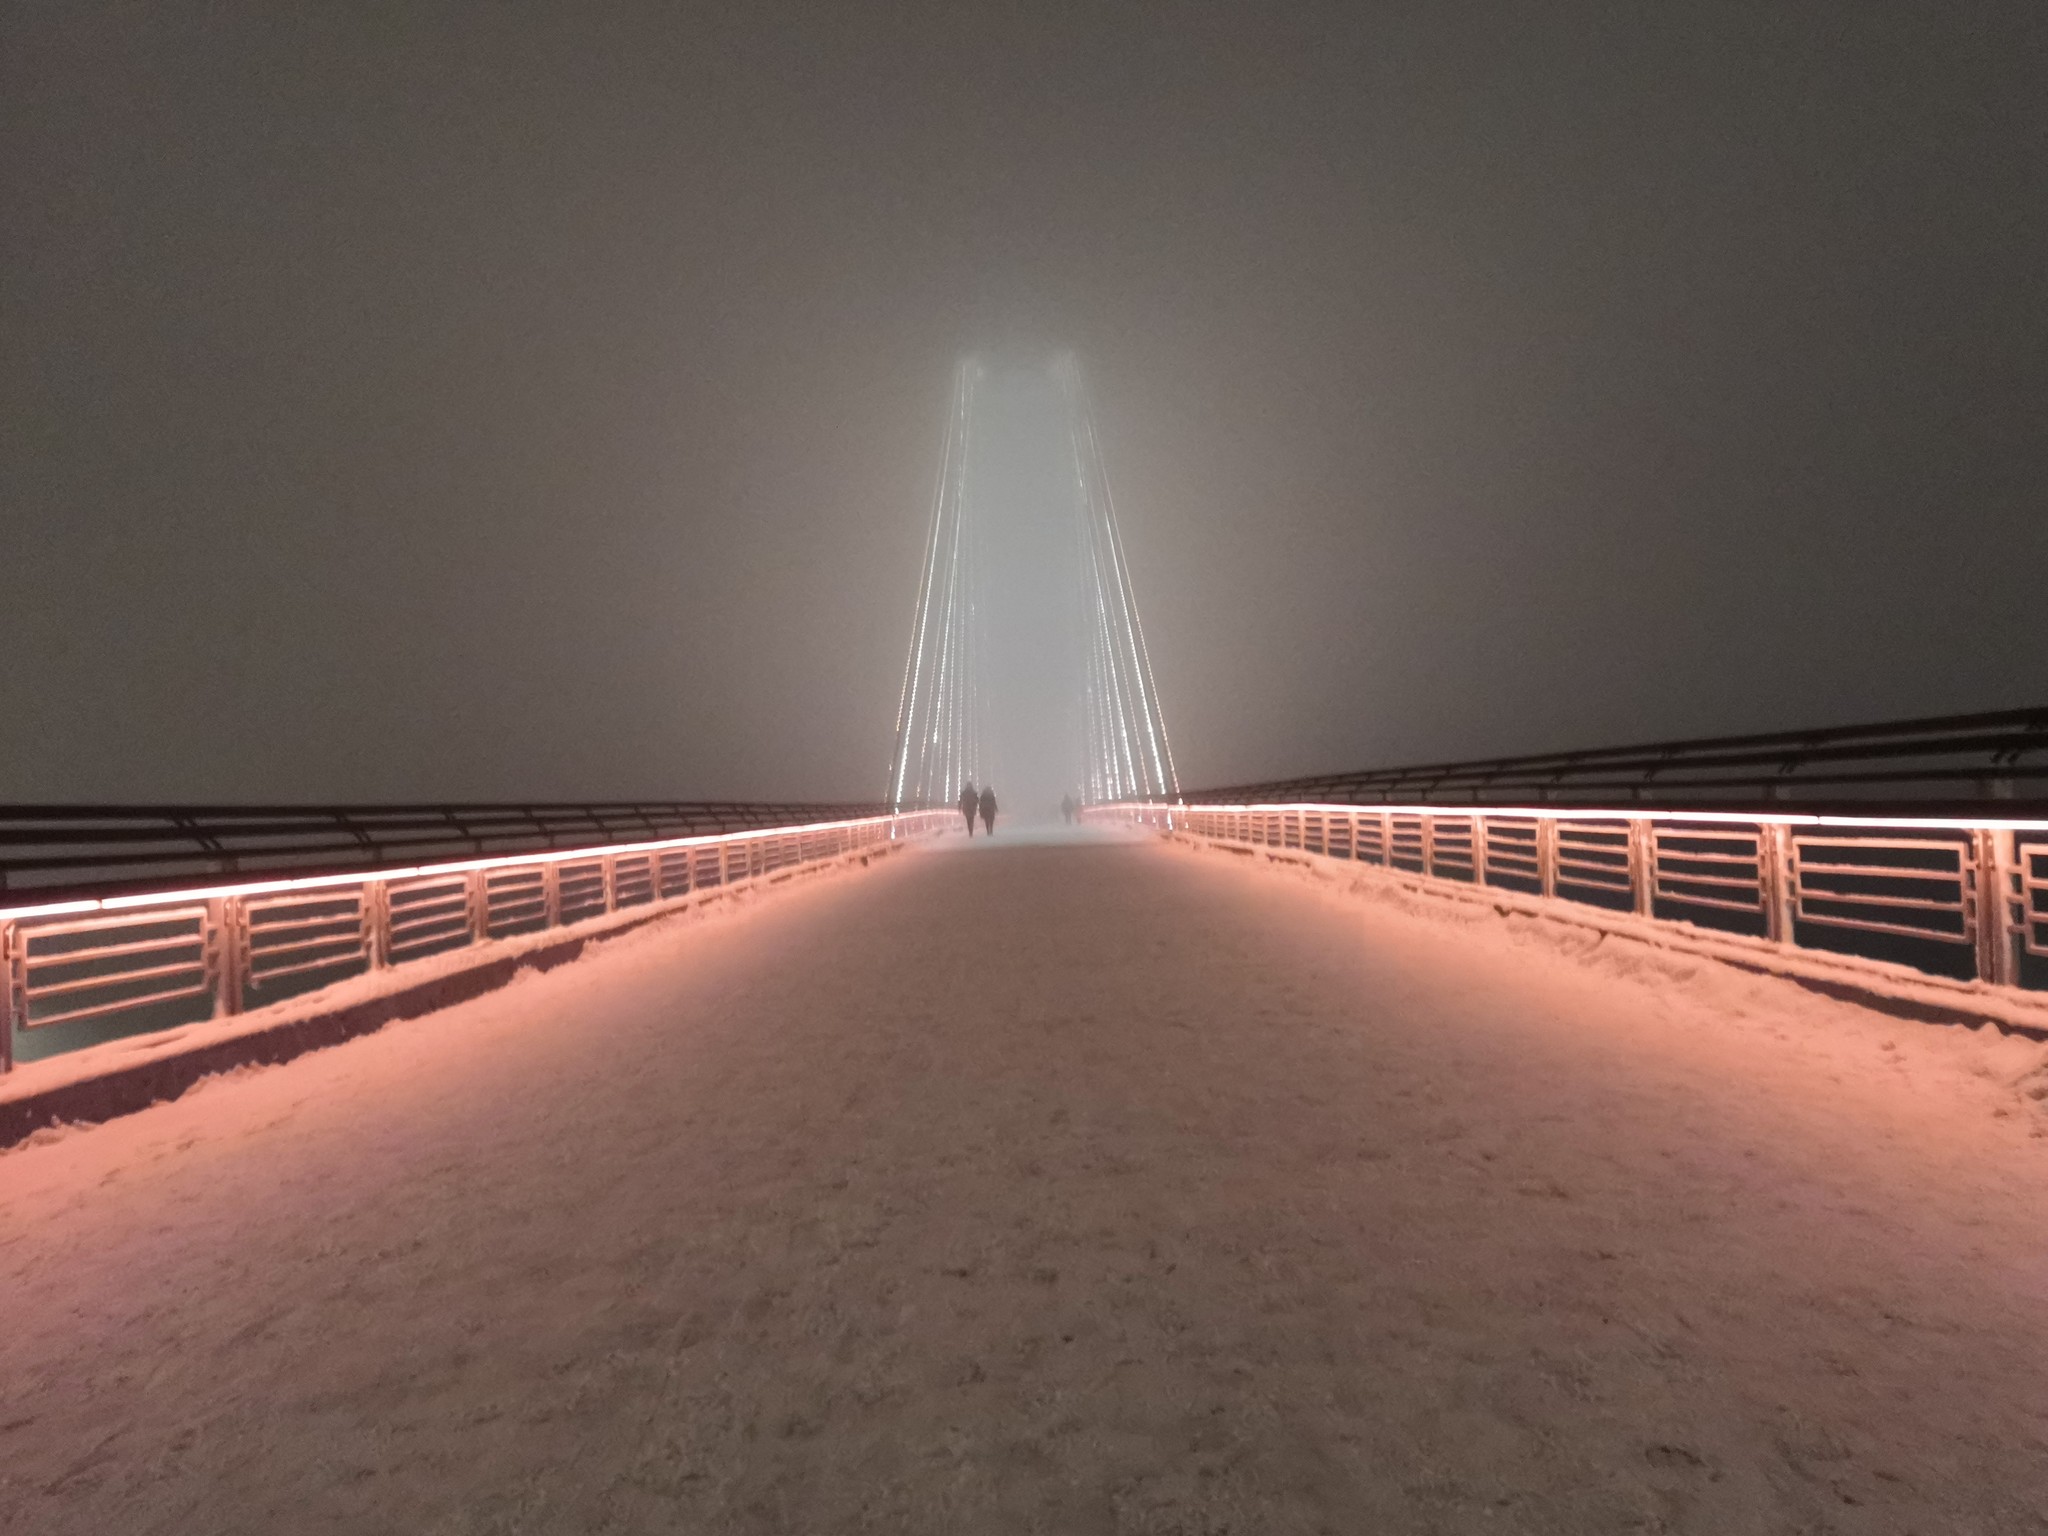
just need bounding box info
[958,783,997,836]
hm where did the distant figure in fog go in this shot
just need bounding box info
[958,783,978,835]
[978,785,998,836]
[1060,793,1076,825]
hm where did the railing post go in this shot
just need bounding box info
[1421,814,1436,877]
[1472,815,1489,887]
[468,868,489,943]
[209,896,247,1017]
[1538,818,1558,899]
[1975,826,2018,987]
[366,880,392,969]
[1,920,18,1074]
[542,862,562,928]
[1761,822,1796,945]
[603,854,618,913]
[1629,819,1655,917]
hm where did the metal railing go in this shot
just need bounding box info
[1189,707,2048,813]
[1,807,955,1073]
[1093,799,2046,996]
[0,800,905,903]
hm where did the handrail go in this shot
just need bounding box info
[1091,796,2048,1002]
[1,807,957,1074]
[0,800,912,902]
[1164,706,2048,813]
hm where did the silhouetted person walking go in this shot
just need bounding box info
[978,785,997,836]
[1060,793,1076,825]
[957,783,978,835]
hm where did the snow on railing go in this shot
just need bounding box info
[1089,801,2048,997]
[0,810,955,1072]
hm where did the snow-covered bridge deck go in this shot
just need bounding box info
[3,830,2044,1532]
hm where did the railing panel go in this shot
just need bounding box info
[1481,817,1541,892]
[15,907,212,1029]
[555,860,608,925]
[246,891,368,989]
[1651,828,1765,913]
[694,845,724,889]
[386,876,474,962]
[1326,813,1353,860]
[655,848,693,899]
[1555,821,1633,907]
[612,853,656,908]
[1792,835,1972,944]
[2026,843,2048,959]
[1355,813,1387,865]
[485,867,548,936]
[1429,816,1476,883]
[1389,814,1425,872]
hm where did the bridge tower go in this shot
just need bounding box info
[889,355,1179,812]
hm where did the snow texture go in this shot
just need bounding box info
[2,829,2045,1533]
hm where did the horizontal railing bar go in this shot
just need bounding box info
[248,950,368,985]
[1794,891,1965,915]
[24,980,216,1029]
[250,936,365,968]
[390,911,470,936]
[385,891,474,909]
[248,915,364,945]
[1664,898,1767,915]
[1795,912,1970,942]
[245,889,366,909]
[27,960,211,1003]
[26,934,207,969]
[16,908,210,939]
[1186,707,2048,782]
[1796,863,1962,882]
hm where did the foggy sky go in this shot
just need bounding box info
[6,3,2044,805]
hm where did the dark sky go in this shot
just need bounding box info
[6,3,2044,803]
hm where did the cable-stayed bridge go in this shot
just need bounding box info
[4,367,2048,1531]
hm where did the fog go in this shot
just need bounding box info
[5,4,2044,805]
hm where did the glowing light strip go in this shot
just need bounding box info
[1156,800,2048,833]
[0,812,941,924]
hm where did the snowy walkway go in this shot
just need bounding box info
[3,830,2045,1534]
